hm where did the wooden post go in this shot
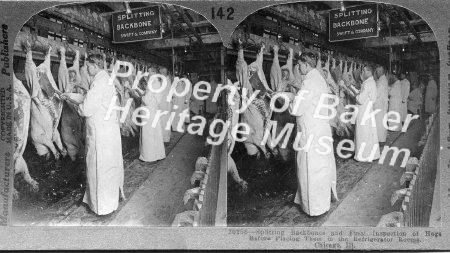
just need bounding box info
[220,46,225,85]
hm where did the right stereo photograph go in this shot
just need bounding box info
[225,1,439,227]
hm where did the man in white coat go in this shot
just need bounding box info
[62,54,124,215]
[353,65,380,162]
[425,74,438,114]
[399,72,410,123]
[139,67,166,162]
[388,73,403,131]
[278,52,338,216]
[158,67,172,143]
[374,65,389,144]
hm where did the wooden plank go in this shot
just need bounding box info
[214,87,228,226]
[199,142,220,226]
[215,120,228,227]
[363,33,435,48]
[144,34,222,49]
[181,20,213,29]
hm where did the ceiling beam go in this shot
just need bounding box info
[394,7,422,43]
[101,2,126,12]
[360,32,435,48]
[262,5,326,35]
[144,34,221,49]
[44,5,111,37]
[174,5,204,46]
[161,4,195,42]
[379,5,407,35]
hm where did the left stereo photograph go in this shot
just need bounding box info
[11,2,227,226]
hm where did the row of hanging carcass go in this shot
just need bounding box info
[13,38,160,199]
[171,35,377,225]
[224,36,366,190]
[377,113,437,227]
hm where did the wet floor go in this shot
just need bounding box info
[12,131,186,225]
[227,124,421,226]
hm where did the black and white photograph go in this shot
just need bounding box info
[12,2,227,226]
[2,0,450,250]
[226,1,440,227]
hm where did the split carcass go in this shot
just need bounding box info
[25,42,66,160]
[13,73,38,198]
[230,39,357,191]
[59,46,85,161]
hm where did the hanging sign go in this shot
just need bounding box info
[112,6,162,43]
[329,3,378,42]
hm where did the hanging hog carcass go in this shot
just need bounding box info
[237,42,277,159]
[25,41,66,160]
[13,73,38,198]
[229,38,358,191]
[115,62,139,137]
[59,46,85,161]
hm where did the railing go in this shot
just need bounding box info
[172,91,227,227]
[402,114,439,227]
[198,93,227,226]
[198,138,227,226]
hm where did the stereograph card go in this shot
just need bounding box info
[0,0,448,250]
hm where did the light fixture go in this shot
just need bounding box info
[340,1,346,12]
[124,2,132,14]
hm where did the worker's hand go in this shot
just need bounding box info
[60,93,69,101]
[288,80,302,89]
[348,85,359,96]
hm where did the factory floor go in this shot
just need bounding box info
[323,118,426,226]
[227,118,429,227]
[12,124,207,226]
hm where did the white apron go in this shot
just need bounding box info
[388,81,403,131]
[139,78,166,162]
[400,78,410,121]
[79,70,124,215]
[158,75,173,142]
[171,78,189,131]
[355,76,381,162]
[289,68,337,216]
[374,75,389,142]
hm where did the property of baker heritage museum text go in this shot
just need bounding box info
[11,1,439,228]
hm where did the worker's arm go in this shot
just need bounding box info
[288,82,312,117]
[78,79,104,117]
